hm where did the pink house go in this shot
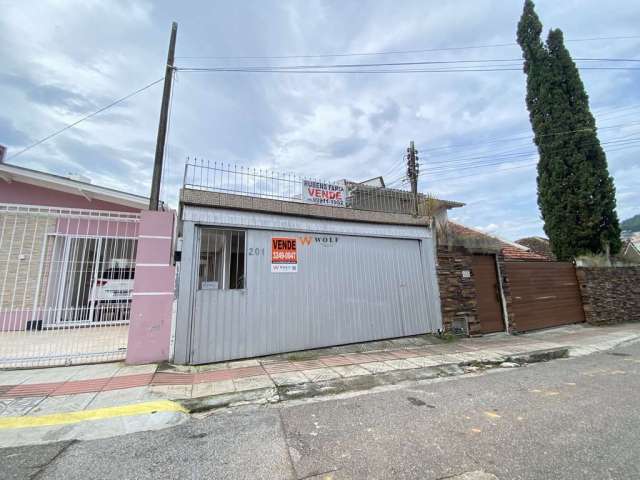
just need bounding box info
[0,162,174,368]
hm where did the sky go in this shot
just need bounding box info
[1,0,639,241]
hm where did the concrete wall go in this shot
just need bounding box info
[577,267,640,325]
[126,210,176,365]
[181,188,432,227]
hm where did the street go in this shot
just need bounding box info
[3,340,640,480]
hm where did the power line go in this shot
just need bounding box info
[7,77,165,161]
[422,140,640,178]
[175,34,640,60]
[175,65,640,75]
[420,140,640,185]
[421,120,640,155]
[424,130,640,168]
[174,56,640,73]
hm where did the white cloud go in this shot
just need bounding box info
[1,0,639,240]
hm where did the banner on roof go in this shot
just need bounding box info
[302,180,346,207]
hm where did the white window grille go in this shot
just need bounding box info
[0,204,141,368]
[198,228,245,291]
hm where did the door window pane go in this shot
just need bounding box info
[199,229,245,290]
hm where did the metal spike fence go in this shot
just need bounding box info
[183,159,427,216]
[0,204,140,368]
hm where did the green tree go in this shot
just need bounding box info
[516,0,621,260]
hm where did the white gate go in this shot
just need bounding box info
[0,204,140,368]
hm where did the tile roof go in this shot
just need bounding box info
[448,221,549,261]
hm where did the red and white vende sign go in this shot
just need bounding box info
[303,180,346,207]
[271,237,298,273]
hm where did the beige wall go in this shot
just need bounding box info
[0,212,56,311]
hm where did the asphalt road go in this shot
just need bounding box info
[3,341,640,480]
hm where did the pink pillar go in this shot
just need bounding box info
[126,210,176,364]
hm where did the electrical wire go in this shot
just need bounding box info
[421,120,640,155]
[424,131,640,168]
[175,35,640,60]
[7,77,165,161]
[422,140,640,185]
[423,141,640,179]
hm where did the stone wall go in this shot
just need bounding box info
[577,267,640,325]
[436,246,479,335]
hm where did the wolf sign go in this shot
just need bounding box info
[302,180,346,207]
[271,237,298,273]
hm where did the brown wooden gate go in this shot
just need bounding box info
[472,255,504,333]
[505,261,585,332]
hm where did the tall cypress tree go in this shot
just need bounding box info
[516,0,621,260]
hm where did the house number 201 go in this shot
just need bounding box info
[248,247,265,256]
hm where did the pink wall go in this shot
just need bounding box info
[56,218,139,237]
[0,180,141,212]
[126,210,176,365]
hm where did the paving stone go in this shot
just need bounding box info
[233,376,274,391]
[192,380,235,397]
[20,367,82,385]
[227,359,261,369]
[113,364,158,376]
[290,360,327,370]
[149,384,193,399]
[319,356,355,367]
[406,356,442,368]
[476,352,505,362]
[301,368,341,382]
[389,350,420,359]
[270,372,309,386]
[88,387,155,409]
[437,354,468,364]
[330,365,370,378]
[383,359,418,371]
[69,363,122,381]
[360,361,397,374]
[0,396,45,416]
[0,370,34,386]
[263,363,299,374]
[454,352,483,362]
[29,393,96,415]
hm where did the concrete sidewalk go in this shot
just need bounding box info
[1,323,640,446]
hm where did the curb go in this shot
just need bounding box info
[176,347,570,413]
[178,387,279,413]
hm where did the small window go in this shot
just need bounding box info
[102,268,135,280]
[198,228,245,290]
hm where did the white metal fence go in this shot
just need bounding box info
[0,204,140,368]
[183,159,427,216]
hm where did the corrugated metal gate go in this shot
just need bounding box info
[505,261,585,332]
[175,207,442,364]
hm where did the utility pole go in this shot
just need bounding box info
[406,140,419,216]
[149,21,178,211]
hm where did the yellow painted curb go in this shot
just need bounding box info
[0,400,187,429]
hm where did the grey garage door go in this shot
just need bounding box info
[188,228,434,364]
